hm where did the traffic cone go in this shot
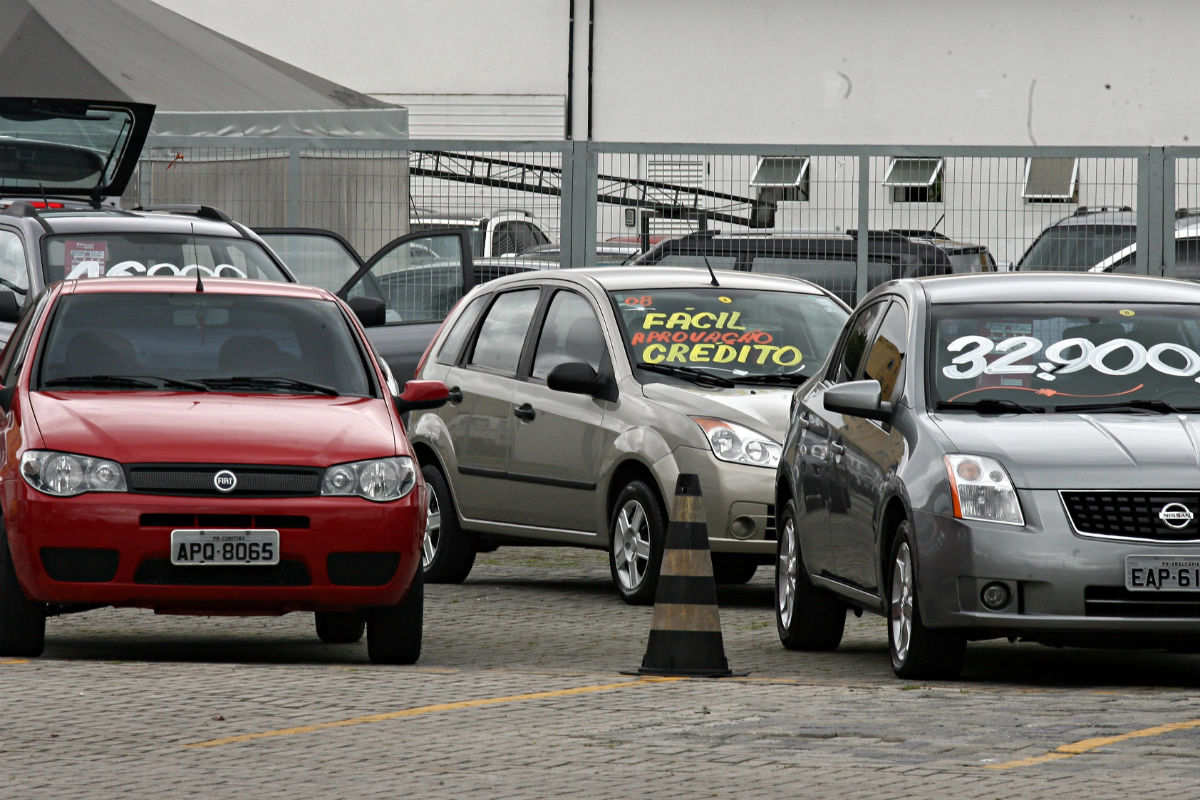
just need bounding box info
[636,473,736,678]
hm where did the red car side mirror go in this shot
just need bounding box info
[395,379,450,414]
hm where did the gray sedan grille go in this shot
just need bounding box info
[127,465,321,497]
[1061,492,1200,542]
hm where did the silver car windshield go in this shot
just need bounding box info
[930,302,1200,412]
[609,286,847,379]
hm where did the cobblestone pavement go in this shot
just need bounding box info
[4,546,1200,798]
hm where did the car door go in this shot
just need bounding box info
[503,287,614,533]
[440,287,542,524]
[334,229,474,381]
[828,298,909,592]
[800,299,890,582]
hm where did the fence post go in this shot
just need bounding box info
[562,141,593,269]
[287,145,301,228]
[1137,148,1165,276]
[1160,148,1177,278]
[855,155,870,305]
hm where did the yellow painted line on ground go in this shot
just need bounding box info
[185,676,682,748]
[985,718,1200,769]
[0,659,30,665]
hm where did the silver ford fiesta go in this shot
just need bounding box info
[775,272,1200,679]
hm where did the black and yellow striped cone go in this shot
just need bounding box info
[637,473,734,678]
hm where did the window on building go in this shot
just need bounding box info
[883,157,943,203]
[1023,157,1079,202]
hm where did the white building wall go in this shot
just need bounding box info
[156,0,1200,146]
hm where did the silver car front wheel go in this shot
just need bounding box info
[608,480,665,605]
[419,463,476,584]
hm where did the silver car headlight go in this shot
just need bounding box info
[322,456,416,502]
[692,417,781,469]
[20,450,127,497]
[944,454,1024,526]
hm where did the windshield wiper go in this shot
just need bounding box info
[731,372,809,386]
[935,398,1045,414]
[636,362,735,388]
[197,376,340,396]
[1056,399,1195,414]
[44,374,212,391]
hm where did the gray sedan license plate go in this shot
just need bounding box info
[1125,555,1200,591]
[170,529,280,566]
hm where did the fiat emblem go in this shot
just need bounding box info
[1158,502,1194,529]
[213,469,238,493]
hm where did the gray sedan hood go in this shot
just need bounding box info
[932,412,1200,489]
[641,383,792,439]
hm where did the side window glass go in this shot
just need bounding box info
[0,230,30,299]
[0,290,48,386]
[829,301,889,383]
[350,233,465,324]
[859,301,907,404]
[468,289,540,374]
[436,295,488,366]
[531,291,605,380]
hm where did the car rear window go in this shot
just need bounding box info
[36,292,373,396]
[1018,225,1136,270]
[42,233,292,284]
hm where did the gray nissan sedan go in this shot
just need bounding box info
[775,272,1200,679]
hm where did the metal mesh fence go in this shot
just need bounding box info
[135,136,1199,304]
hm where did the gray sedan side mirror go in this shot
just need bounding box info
[0,291,19,324]
[823,379,893,422]
[547,361,617,401]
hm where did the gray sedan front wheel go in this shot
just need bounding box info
[420,463,477,584]
[888,520,965,679]
[608,481,665,605]
[775,499,844,650]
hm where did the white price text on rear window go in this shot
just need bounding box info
[942,335,1200,383]
[65,260,249,280]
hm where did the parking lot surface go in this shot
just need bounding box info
[4,546,1200,798]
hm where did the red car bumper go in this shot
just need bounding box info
[6,483,425,615]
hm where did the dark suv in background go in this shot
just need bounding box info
[632,229,980,305]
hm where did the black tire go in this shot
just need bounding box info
[711,553,759,585]
[314,612,365,644]
[608,480,667,605]
[0,521,45,657]
[775,500,845,650]
[888,520,966,679]
[420,463,477,584]
[366,566,423,665]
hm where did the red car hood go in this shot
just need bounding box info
[27,392,400,466]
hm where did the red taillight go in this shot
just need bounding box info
[28,201,65,209]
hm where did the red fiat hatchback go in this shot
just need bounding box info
[0,276,446,662]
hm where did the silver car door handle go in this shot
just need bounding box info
[829,441,845,455]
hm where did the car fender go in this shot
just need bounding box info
[593,424,677,538]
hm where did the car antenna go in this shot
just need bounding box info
[703,254,720,287]
[192,223,204,293]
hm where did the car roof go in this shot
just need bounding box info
[483,265,838,296]
[907,271,1200,304]
[59,276,333,300]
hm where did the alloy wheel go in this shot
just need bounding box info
[613,499,651,591]
[890,541,914,663]
[777,515,798,628]
[422,486,442,568]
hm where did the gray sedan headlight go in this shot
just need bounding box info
[943,454,1024,526]
[20,450,127,497]
[321,456,416,502]
[692,417,781,468]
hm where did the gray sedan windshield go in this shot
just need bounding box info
[930,302,1200,411]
